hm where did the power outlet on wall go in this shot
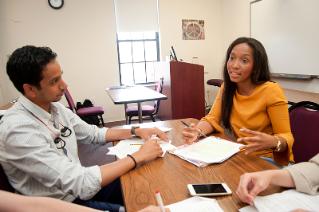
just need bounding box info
[206,89,210,94]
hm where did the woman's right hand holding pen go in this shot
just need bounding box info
[181,123,199,144]
[181,123,205,144]
[181,121,214,144]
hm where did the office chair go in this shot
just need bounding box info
[0,163,15,192]
[125,78,164,125]
[289,101,319,163]
[206,79,224,87]
[64,88,105,126]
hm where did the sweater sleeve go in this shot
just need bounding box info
[201,84,225,134]
[266,83,294,165]
[284,154,319,195]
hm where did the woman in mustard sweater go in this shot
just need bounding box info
[182,37,294,168]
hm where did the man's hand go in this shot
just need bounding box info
[136,127,169,143]
[132,139,163,164]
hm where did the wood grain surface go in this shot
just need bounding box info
[113,118,283,212]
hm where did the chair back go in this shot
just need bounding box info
[289,101,319,163]
[0,163,15,192]
[64,88,76,112]
[154,77,164,114]
[207,79,224,87]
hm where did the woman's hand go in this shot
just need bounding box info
[181,123,201,144]
[237,128,279,155]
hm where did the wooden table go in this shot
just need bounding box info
[113,118,284,212]
[106,86,167,124]
[283,88,319,105]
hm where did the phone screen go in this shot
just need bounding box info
[192,184,227,194]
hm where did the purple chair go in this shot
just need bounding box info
[289,101,319,163]
[125,78,164,125]
[207,79,224,87]
[0,163,15,192]
[64,88,105,126]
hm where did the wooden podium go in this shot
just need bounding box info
[154,61,205,121]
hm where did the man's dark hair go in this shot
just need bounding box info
[6,45,57,94]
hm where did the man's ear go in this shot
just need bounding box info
[23,84,38,98]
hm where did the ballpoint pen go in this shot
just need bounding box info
[181,121,207,138]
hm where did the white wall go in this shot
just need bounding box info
[1,0,317,122]
[0,0,125,122]
[0,0,224,121]
[158,0,223,107]
[221,0,319,94]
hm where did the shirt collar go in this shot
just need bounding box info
[19,95,60,127]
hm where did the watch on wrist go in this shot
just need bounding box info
[131,126,140,138]
[272,136,282,152]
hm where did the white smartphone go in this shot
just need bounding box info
[187,183,232,196]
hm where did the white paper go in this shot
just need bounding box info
[253,189,319,212]
[107,145,140,159]
[166,196,224,212]
[107,138,175,158]
[156,127,172,133]
[239,205,259,212]
[172,137,244,163]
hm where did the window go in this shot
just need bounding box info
[117,32,160,85]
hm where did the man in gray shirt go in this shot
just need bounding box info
[0,46,168,212]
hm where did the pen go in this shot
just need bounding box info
[155,190,165,212]
[181,121,207,138]
[130,143,162,145]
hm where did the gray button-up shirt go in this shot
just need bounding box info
[0,95,108,202]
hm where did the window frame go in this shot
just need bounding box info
[116,32,160,86]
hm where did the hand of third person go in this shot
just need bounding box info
[236,172,272,206]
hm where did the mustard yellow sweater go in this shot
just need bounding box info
[202,81,294,166]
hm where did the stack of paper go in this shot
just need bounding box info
[166,196,224,212]
[107,137,176,159]
[239,189,319,212]
[169,137,244,167]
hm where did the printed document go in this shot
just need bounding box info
[169,137,244,167]
[166,196,224,212]
[107,138,175,159]
[239,189,319,212]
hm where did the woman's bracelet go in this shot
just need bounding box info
[127,154,137,169]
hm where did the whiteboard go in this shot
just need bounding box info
[251,0,319,76]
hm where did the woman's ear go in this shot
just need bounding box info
[23,84,38,98]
